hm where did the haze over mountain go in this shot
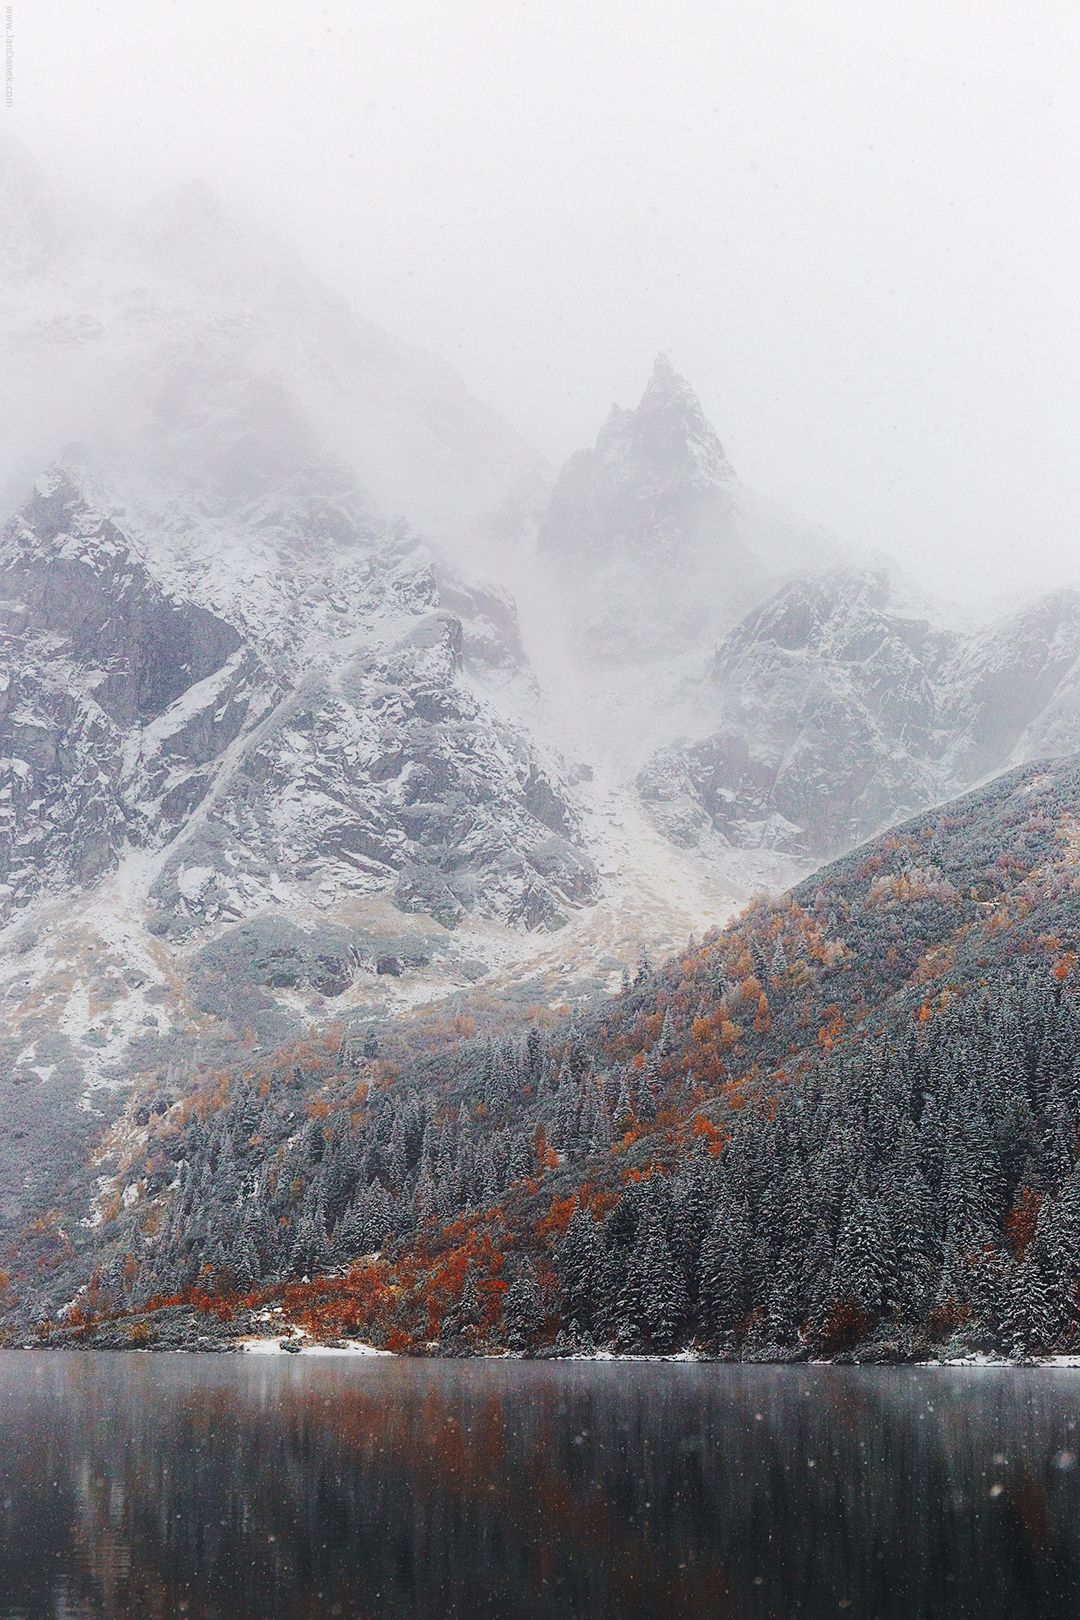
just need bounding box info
[0,144,787,1129]
[7,135,1080,1342]
[0,141,541,570]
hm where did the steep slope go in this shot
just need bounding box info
[639,567,952,855]
[640,567,1080,861]
[939,587,1080,778]
[11,752,1080,1361]
[0,469,269,916]
[0,467,597,1125]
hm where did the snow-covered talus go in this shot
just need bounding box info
[460,552,809,1002]
[466,772,806,999]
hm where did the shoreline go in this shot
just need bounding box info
[8,1335,1079,1367]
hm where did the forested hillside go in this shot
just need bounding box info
[9,755,1080,1361]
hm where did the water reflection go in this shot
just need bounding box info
[1,1354,1080,1618]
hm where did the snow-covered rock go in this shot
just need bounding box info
[536,352,829,665]
[0,469,594,937]
[640,567,1080,859]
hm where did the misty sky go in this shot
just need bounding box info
[9,0,1080,604]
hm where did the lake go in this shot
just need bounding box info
[1,1353,1080,1618]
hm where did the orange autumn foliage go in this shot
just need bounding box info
[690,1115,727,1156]
[1005,1187,1044,1258]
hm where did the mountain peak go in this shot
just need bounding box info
[3,464,121,557]
[642,349,709,408]
[31,463,83,508]
[625,353,735,473]
[537,353,742,615]
[622,354,736,489]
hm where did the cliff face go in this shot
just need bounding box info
[0,146,609,1130]
[640,568,1080,860]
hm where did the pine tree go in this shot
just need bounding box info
[698,1198,749,1345]
[641,1229,688,1351]
[556,1207,600,1335]
[830,1180,891,1319]
[503,1265,545,1351]
[1001,1254,1060,1359]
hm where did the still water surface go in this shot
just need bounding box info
[1,1352,1080,1618]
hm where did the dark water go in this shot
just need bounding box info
[2,1354,1080,1619]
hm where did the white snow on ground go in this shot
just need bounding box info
[936,1355,1080,1369]
[452,771,805,1001]
[238,1334,391,1357]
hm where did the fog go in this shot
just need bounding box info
[7,0,1080,604]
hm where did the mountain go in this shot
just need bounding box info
[0,145,604,1107]
[0,162,785,1244]
[638,566,1080,861]
[939,586,1080,778]
[0,137,542,569]
[11,147,1080,1364]
[0,462,600,1095]
[535,352,829,665]
[530,359,1080,879]
[540,351,737,570]
[0,163,803,1136]
[8,749,1080,1361]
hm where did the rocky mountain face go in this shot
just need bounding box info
[0,470,265,914]
[0,463,595,937]
[530,352,1080,872]
[938,587,1080,779]
[638,567,1080,860]
[540,351,737,570]
[0,143,624,1132]
[540,356,751,664]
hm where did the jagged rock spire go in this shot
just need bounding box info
[539,353,737,569]
[633,353,735,483]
